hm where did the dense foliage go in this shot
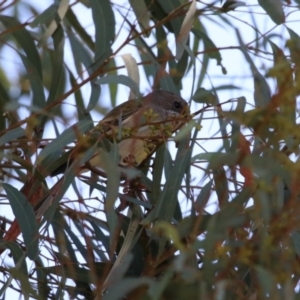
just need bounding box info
[1,0,300,299]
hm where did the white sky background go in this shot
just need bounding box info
[1,0,300,297]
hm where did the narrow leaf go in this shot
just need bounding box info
[236,29,271,107]
[46,26,65,105]
[0,128,25,146]
[38,0,70,47]
[20,53,46,109]
[176,0,196,60]
[192,28,222,66]
[38,120,93,160]
[0,16,42,77]
[121,54,140,98]
[258,0,285,25]
[195,179,213,211]
[1,184,38,260]
[96,75,141,98]
[0,242,28,275]
[129,0,150,34]
[90,0,115,68]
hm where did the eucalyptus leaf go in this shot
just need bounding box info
[1,184,38,260]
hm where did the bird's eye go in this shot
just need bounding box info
[173,101,182,110]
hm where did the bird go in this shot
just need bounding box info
[50,90,190,177]
[0,90,190,250]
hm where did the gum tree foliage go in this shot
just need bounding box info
[0,0,300,299]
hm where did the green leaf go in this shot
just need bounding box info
[37,0,69,47]
[87,82,101,112]
[38,120,93,160]
[221,0,246,12]
[46,25,65,105]
[45,264,94,287]
[0,242,28,275]
[195,179,213,210]
[192,28,222,66]
[30,4,57,28]
[103,205,143,290]
[213,167,229,208]
[0,16,42,78]
[0,80,10,131]
[8,154,45,182]
[52,211,83,263]
[236,29,271,107]
[96,75,141,98]
[157,67,178,93]
[68,30,93,75]
[100,142,120,248]
[255,266,276,296]
[152,144,165,203]
[102,277,153,300]
[1,184,38,260]
[129,0,150,35]
[143,134,192,224]
[192,87,216,104]
[268,40,295,123]
[65,8,94,51]
[173,45,189,86]
[68,30,101,113]
[286,27,300,96]
[258,0,285,25]
[291,231,300,256]
[134,35,157,83]
[20,53,46,110]
[89,221,110,258]
[36,166,76,221]
[156,0,184,35]
[90,0,115,68]
[0,127,25,146]
[65,226,88,262]
[34,258,48,299]
[67,70,90,120]
[163,146,173,181]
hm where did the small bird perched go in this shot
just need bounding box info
[0,90,189,249]
[51,90,189,176]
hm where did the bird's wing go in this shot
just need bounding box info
[100,99,142,127]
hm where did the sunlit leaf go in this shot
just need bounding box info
[30,4,57,28]
[37,0,69,47]
[176,0,196,60]
[121,54,140,98]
